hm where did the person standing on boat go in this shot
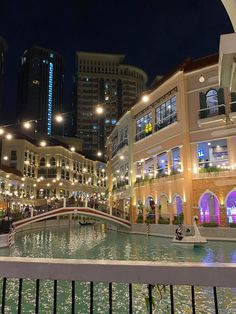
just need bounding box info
[175,224,183,240]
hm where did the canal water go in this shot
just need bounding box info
[0,224,236,313]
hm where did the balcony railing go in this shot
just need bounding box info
[0,257,235,313]
[154,112,177,132]
[135,129,152,142]
[230,100,236,113]
[198,104,225,119]
[112,139,128,157]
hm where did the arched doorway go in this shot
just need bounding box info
[173,195,183,216]
[145,196,155,222]
[226,189,236,223]
[199,191,220,224]
[157,194,169,223]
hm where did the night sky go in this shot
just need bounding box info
[0,0,233,116]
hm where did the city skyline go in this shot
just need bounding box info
[0,0,233,119]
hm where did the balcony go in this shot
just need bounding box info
[193,159,236,179]
[198,104,226,128]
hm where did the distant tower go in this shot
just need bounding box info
[75,52,147,156]
[17,46,65,135]
[0,37,8,116]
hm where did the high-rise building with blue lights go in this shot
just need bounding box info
[17,46,64,135]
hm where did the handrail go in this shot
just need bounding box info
[0,257,235,287]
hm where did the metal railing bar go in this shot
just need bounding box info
[109,282,112,314]
[71,280,75,314]
[35,279,40,314]
[90,281,93,314]
[213,286,218,314]
[170,285,174,314]
[191,285,195,314]
[129,283,132,314]
[17,278,23,314]
[53,280,57,314]
[1,277,6,314]
[148,284,153,314]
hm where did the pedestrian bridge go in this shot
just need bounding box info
[13,207,131,230]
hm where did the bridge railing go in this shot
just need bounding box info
[0,257,235,313]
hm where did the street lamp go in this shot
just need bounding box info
[23,122,32,129]
[55,114,64,123]
[96,106,104,115]
[40,140,47,147]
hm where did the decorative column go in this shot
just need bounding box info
[167,150,172,174]
[227,137,236,167]
[220,206,227,227]
[169,203,174,224]
[142,206,146,223]
[191,143,199,174]
[155,204,158,224]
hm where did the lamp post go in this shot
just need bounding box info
[95,105,104,158]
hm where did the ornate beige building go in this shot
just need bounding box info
[107,54,236,226]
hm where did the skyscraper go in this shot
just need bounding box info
[75,52,147,156]
[17,46,64,135]
[0,37,7,115]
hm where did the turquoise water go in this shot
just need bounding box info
[0,224,236,313]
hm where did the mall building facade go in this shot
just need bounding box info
[0,137,106,212]
[107,53,236,226]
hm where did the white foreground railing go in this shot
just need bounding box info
[0,257,236,313]
[0,257,235,287]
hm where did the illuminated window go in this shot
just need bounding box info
[47,62,53,135]
[135,112,152,141]
[155,96,177,131]
[206,89,218,115]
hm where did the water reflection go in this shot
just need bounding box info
[0,225,236,313]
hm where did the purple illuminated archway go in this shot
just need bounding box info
[174,195,183,215]
[199,192,220,224]
[226,190,236,223]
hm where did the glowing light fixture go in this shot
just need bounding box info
[6,133,12,140]
[96,106,104,115]
[23,122,31,129]
[142,95,149,102]
[55,114,63,123]
[40,140,46,147]
[199,75,205,83]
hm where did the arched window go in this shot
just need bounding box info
[199,191,220,224]
[226,190,236,223]
[50,157,56,166]
[39,158,46,167]
[206,89,218,115]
